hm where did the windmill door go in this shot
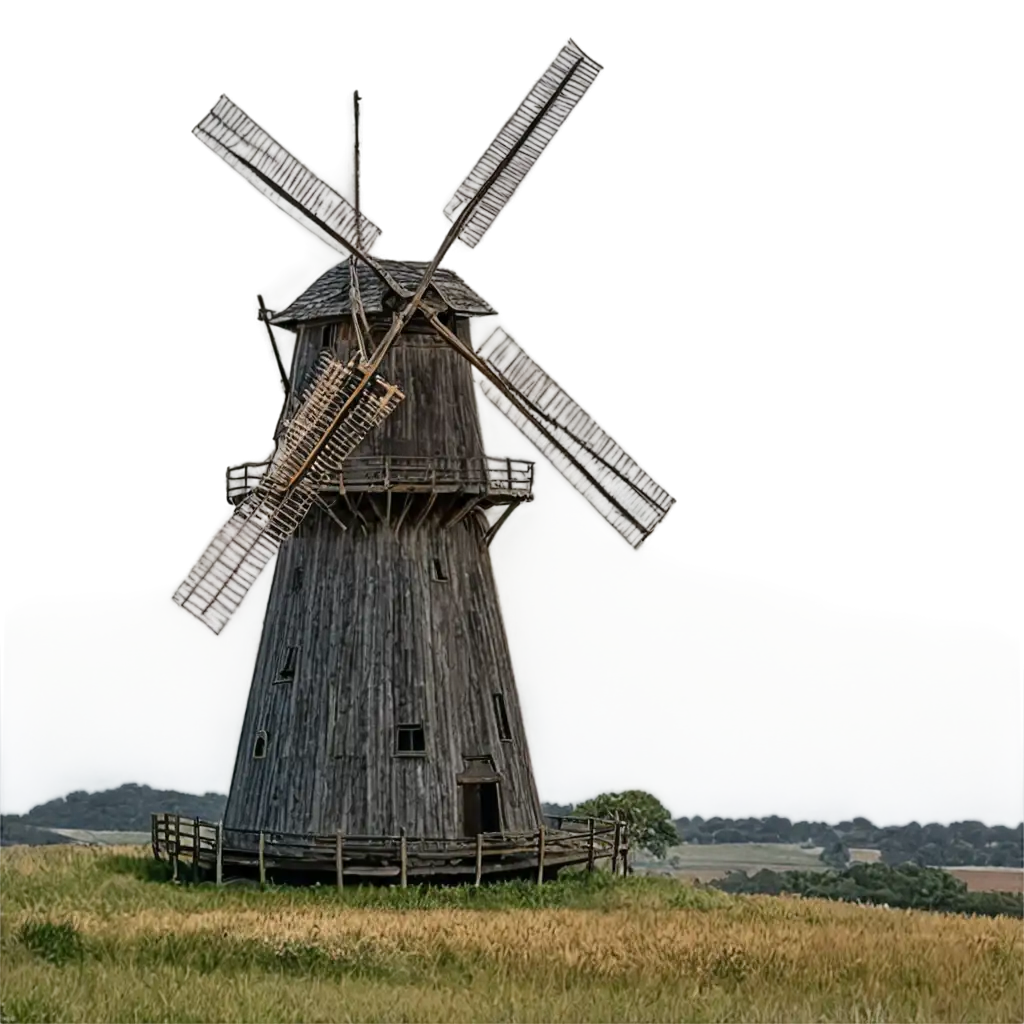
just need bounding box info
[458,756,502,836]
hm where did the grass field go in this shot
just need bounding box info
[1,845,1021,1023]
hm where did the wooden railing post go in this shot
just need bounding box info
[215,821,224,887]
[474,833,483,887]
[536,826,546,885]
[335,831,344,891]
[611,816,620,876]
[587,817,595,873]
[192,819,201,883]
[151,814,158,861]
[258,830,266,890]
[172,814,180,881]
[399,828,408,889]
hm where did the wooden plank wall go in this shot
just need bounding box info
[223,310,542,840]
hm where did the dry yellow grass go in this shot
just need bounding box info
[1,845,1021,1023]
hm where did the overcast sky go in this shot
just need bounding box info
[2,391,1024,823]
[2,36,1024,827]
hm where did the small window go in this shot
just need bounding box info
[320,324,335,349]
[493,693,512,742]
[431,556,448,582]
[275,646,299,684]
[253,730,268,759]
[290,565,304,593]
[396,724,426,755]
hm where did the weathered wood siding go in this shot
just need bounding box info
[284,314,486,461]
[224,307,541,839]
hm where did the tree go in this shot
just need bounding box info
[574,790,679,860]
[820,840,850,869]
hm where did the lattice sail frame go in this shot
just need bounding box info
[174,356,404,633]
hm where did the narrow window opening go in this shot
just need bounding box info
[253,730,268,759]
[290,565,304,593]
[320,324,335,349]
[396,724,426,755]
[431,556,448,582]
[275,646,299,684]
[493,693,512,742]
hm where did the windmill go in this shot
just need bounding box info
[172,41,675,876]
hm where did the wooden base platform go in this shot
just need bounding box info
[152,814,625,886]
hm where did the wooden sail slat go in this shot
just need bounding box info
[444,40,601,248]
[478,328,675,548]
[194,96,381,255]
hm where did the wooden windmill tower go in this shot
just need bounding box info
[172,41,675,879]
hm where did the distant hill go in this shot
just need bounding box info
[1,783,227,841]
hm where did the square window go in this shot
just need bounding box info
[431,556,448,582]
[396,724,425,755]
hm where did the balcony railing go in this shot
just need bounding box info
[226,456,534,505]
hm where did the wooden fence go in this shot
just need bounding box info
[151,814,626,887]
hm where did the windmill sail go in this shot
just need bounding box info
[477,329,674,548]
[444,40,602,248]
[174,356,403,633]
[194,96,382,255]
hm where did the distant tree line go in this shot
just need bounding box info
[540,806,1023,868]
[2,787,1020,872]
[712,862,1023,919]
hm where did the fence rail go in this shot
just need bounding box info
[227,456,534,505]
[152,813,625,886]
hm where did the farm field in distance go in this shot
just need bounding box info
[634,843,1024,893]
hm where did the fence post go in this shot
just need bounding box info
[216,821,223,887]
[399,828,408,889]
[192,819,201,883]
[258,830,266,890]
[536,826,546,885]
[151,814,158,861]
[335,831,344,892]
[172,814,180,881]
[611,816,620,876]
[587,817,595,873]
[474,833,483,887]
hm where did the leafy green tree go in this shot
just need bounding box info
[574,790,679,860]
[820,840,850,869]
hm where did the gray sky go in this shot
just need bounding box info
[2,2,1021,826]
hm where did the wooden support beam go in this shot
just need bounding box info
[413,489,438,528]
[536,826,546,885]
[611,817,620,876]
[151,814,158,861]
[400,829,408,888]
[336,831,344,891]
[258,831,266,889]
[474,833,483,887]
[587,817,595,873]
[484,502,519,547]
[444,495,481,531]
[393,492,414,533]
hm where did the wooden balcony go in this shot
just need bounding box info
[227,456,534,506]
